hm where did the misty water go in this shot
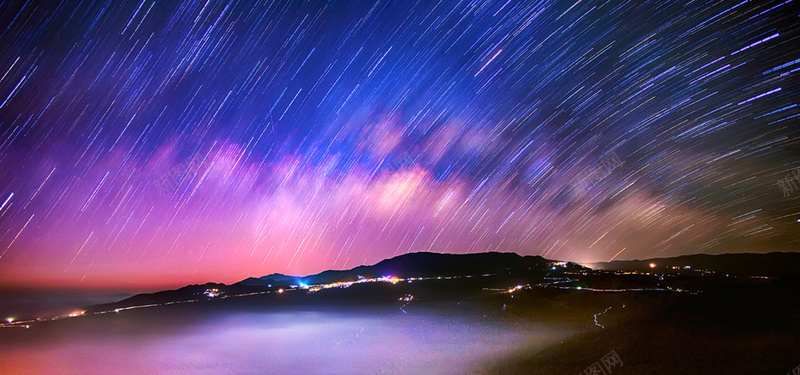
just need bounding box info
[0,308,571,374]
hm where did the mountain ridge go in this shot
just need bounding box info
[84,251,800,314]
[235,251,553,286]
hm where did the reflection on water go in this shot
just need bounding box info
[0,309,568,374]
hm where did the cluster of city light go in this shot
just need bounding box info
[203,288,222,298]
[613,265,720,278]
[0,273,471,329]
[398,294,415,314]
[2,265,704,331]
[307,275,402,293]
[2,316,31,329]
[505,273,696,295]
[506,285,526,293]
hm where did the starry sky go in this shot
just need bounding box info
[0,0,798,289]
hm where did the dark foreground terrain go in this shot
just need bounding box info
[1,252,799,374]
[482,277,800,375]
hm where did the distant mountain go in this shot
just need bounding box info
[85,251,800,314]
[235,273,301,287]
[86,252,577,313]
[592,252,800,277]
[239,251,559,286]
[86,282,229,313]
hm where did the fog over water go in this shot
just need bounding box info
[0,309,571,374]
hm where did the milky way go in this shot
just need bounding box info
[0,0,798,288]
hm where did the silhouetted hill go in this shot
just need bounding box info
[300,251,558,284]
[236,273,300,287]
[234,251,565,287]
[86,252,576,313]
[87,282,228,313]
[84,251,800,315]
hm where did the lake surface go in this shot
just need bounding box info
[0,308,570,374]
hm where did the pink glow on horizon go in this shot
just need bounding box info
[0,137,755,290]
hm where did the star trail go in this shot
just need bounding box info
[0,0,798,289]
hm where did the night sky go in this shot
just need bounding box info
[0,0,798,289]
